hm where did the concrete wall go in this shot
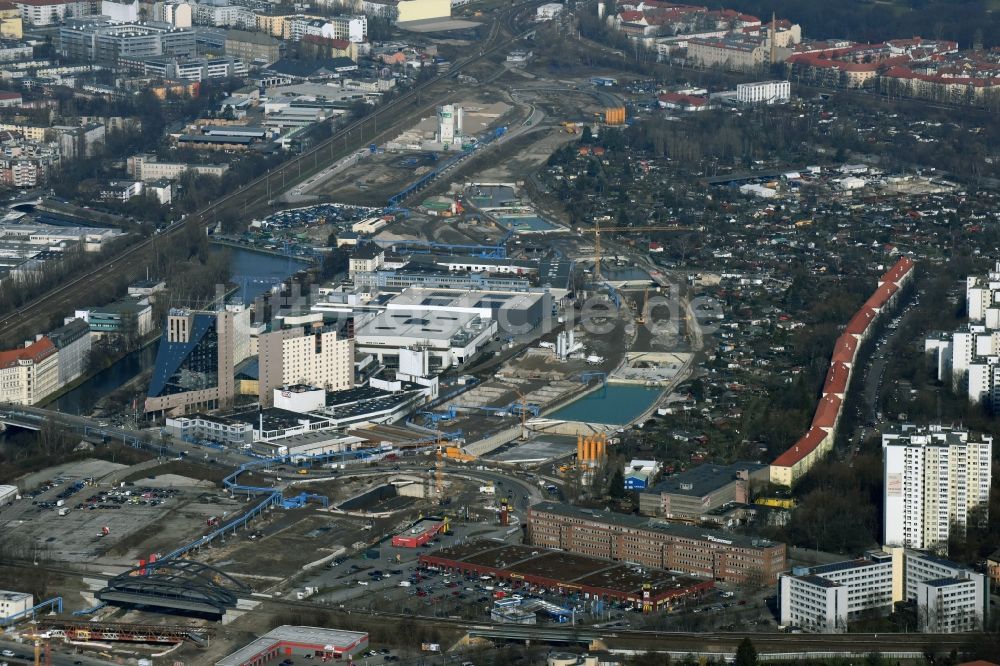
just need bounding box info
[464,426,521,457]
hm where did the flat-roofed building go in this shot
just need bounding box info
[639,461,769,519]
[257,325,354,408]
[780,549,986,633]
[883,424,992,552]
[527,501,786,584]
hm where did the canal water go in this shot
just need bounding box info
[51,344,158,415]
[549,384,661,425]
[222,247,310,304]
[51,248,306,415]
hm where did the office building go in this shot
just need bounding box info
[883,424,992,552]
[165,412,254,445]
[224,28,280,65]
[257,325,354,408]
[639,462,769,520]
[779,549,985,633]
[0,336,57,405]
[126,154,228,181]
[59,17,197,64]
[736,80,790,104]
[75,298,153,339]
[527,501,787,584]
[145,308,236,416]
[47,318,91,386]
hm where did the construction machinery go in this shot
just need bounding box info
[586,221,696,280]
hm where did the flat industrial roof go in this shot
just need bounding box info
[420,540,710,601]
[386,286,543,312]
[215,626,367,666]
[530,502,776,549]
[355,308,482,342]
[644,462,765,497]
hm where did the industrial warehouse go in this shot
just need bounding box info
[418,540,713,610]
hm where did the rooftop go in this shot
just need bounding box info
[215,626,367,666]
[644,461,765,497]
[530,502,776,549]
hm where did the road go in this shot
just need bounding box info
[0,638,116,666]
[0,0,545,341]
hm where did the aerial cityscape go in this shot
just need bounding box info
[0,0,997,662]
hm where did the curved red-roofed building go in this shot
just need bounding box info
[771,257,916,485]
[830,334,858,365]
[771,427,830,486]
[823,362,851,398]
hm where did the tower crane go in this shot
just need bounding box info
[511,387,529,441]
[586,221,697,280]
[635,285,650,324]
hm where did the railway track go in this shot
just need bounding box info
[0,1,542,340]
[0,561,978,655]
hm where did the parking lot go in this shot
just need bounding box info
[0,460,245,564]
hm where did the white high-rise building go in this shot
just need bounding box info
[927,262,1000,409]
[883,424,992,552]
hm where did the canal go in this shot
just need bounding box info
[51,248,307,415]
[225,246,310,303]
[548,384,661,426]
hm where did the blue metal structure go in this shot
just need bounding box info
[281,492,330,509]
[602,282,621,308]
[0,597,63,626]
[71,602,107,616]
[579,372,607,385]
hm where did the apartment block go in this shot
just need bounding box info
[780,549,986,633]
[883,424,992,552]
[926,262,1000,411]
[16,0,91,26]
[0,336,58,405]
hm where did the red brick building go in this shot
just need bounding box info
[527,502,786,584]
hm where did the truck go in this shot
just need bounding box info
[58,508,69,516]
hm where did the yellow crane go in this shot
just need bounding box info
[587,221,696,279]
